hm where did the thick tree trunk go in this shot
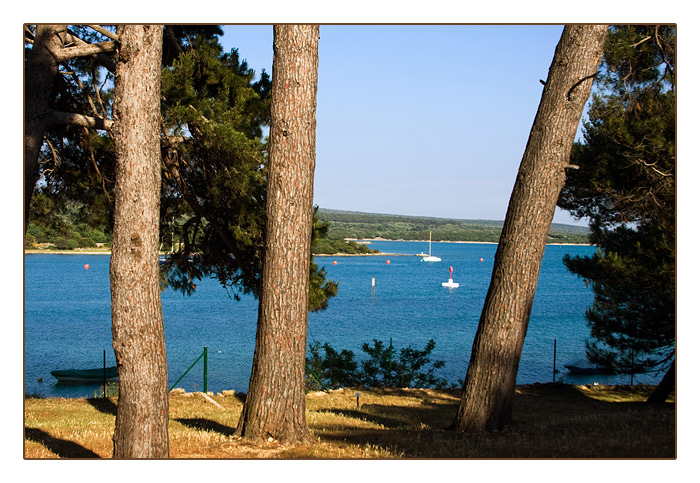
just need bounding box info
[453,25,608,432]
[235,24,320,444]
[647,359,675,403]
[110,24,169,458]
[24,25,66,234]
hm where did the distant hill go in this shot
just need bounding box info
[316,208,590,245]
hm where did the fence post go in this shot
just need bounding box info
[203,346,208,394]
[103,350,107,398]
[169,349,206,392]
[552,339,557,383]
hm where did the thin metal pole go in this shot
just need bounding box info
[169,350,205,391]
[103,350,107,398]
[203,346,208,394]
[389,338,393,374]
[552,339,557,383]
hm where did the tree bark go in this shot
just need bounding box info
[110,24,169,458]
[47,110,114,131]
[24,25,67,234]
[235,24,320,444]
[453,24,608,432]
[647,359,675,403]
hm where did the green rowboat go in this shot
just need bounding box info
[51,366,118,383]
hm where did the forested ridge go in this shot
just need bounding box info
[25,205,589,251]
[317,208,590,244]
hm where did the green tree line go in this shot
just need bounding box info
[317,209,590,244]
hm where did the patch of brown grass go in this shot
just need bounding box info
[23,384,675,459]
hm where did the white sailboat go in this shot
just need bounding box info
[420,231,441,262]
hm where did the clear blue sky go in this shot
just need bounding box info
[220,24,592,225]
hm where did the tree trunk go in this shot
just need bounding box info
[647,359,675,403]
[110,24,169,458]
[24,25,67,235]
[235,24,320,444]
[453,25,608,432]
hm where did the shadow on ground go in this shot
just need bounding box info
[174,418,236,436]
[25,427,100,458]
[87,397,117,416]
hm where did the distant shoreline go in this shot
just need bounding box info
[347,238,591,247]
[25,249,112,255]
[24,238,591,257]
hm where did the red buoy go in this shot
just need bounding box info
[386,260,391,265]
[333,261,338,265]
[479,258,484,262]
[84,264,90,270]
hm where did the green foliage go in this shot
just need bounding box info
[92,382,119,398]
[312,238,380,255]
[27,193,112,249]
[317,209,589,244]
[157,30,337,311]
[558,25,675,376]
[305,338,447,390]
[306,341,359,390]
[29,25,337,311]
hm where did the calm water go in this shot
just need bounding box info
[24,241,660,398]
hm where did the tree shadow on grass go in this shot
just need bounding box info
[25,427,100,458]
[174,418,236,436]
[321,408,408,430]
[87,397,117,416]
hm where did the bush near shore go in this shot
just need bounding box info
[24,384,674,459]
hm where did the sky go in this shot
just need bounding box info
[219,24,591,225]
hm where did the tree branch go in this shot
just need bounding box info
[630,35,652,48]
[88,24,120,42]
[61,31,117,72]
[56,40,117,62]
[47,110,113,131]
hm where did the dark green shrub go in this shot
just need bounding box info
[25,233,36,248]
[305,338,447,390]
[53,237,80,250]
[78,237,96,248]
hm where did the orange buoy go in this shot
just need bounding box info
[84,264,90,270]
[479,258,484,262]
[333,261,338,265]
[386,260,391,265]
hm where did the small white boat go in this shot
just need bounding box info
[564,358,607,375]
[442,266,459,288]
[420,231,441,262]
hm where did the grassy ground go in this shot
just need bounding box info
[24,384,675,459]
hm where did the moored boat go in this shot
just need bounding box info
[51,366,118,383]
[420,231,442,262]
[564,358,607,375]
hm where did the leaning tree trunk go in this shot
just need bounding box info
[24,25,66,235]
[235,24,320,444]
[110,24,169,458]
[453,24,608,432]
[647,359,675,403]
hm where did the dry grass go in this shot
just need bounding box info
[24,384,675,459]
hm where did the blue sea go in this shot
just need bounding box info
[24,241,662,398]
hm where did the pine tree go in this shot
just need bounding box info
[453,25,608,432]
[110,24,169,458]
[235,24,320,444]
[557,25,675,389]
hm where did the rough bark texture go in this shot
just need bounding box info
[110,24,169,458]
[235,24,320,444]
[454,25,608,432]
[24,25,67,234]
